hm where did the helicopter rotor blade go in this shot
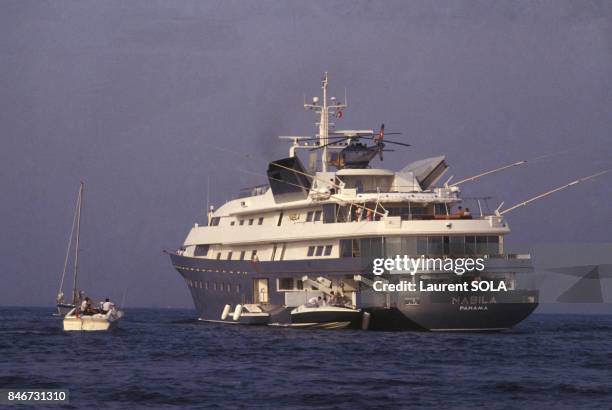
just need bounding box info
[296,136,348,143]
[362,136,411,147]
[309,137,350,151]
[380,140,411,147]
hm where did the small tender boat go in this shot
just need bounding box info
[57,182,124,331]
[237,304,271,325]
[63,308,124,331]
[290,305,362,329]
[218,303,270,325]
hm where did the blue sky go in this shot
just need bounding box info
[1,0,611,307]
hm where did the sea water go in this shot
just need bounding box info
[1,307,611,409]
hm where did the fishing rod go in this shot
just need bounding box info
[449,150,573,188]
[496,170,610,216]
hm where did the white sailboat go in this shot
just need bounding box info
[57,182,124,331]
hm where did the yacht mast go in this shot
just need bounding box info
[320,73,329,172]
[72,182,84,305]
[301,72,347,171]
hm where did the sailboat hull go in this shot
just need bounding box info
[63,310,123,331]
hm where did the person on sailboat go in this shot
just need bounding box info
[80,297,88,313]
[102,298,114,313]
[81,297,97,315]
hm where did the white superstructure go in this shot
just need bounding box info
[169,73,607,330]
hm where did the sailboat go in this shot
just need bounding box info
[57,182,124,331]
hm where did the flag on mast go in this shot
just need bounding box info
[375,123,385,142]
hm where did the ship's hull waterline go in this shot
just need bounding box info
[170,254,538,331]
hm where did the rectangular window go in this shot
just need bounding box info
[210,217,220,226]
[487,236,500,255]
[271,244,277,261]
[226,283,231,292]
[323,245,332,256]
[401,237,418,256]
[340,240,353,258]
[322,204,336,223]
[417,236,428,255]
[278,278,304,291]
[465,236,476,255]
[359,237,383,260]
[194,244,209,257]
[351,239,361,257]
[227,252,233,260]
[476,236,488,255]
[449,236,465,256]
[240,251,246,260]
[277,211,284,226]
[314,210,322,222]
[205,282,209,290]
[258,217,264,225]
[306,211,314,222]
[307,246,315,257]
[279,243,286,261]
[236,284,241,293]
[230,221,235,226]
[434,203,448,216]
[248,219,254,225]
[278,278,294,290]
[216,252,221,260]
[239,220,245,226]
[213,283,217,291]
[428,236,443,256]
[386,237,401,257]
[251,250,258,260]
[315,245,324,256]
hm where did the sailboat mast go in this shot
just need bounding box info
[72,182,83,305]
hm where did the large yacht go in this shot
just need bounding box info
[167,73,598,331]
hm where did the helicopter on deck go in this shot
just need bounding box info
[313,124,410,169]
[279,74,410,171]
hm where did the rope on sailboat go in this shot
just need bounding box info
[57,188,80,302]
[120,288,128,310]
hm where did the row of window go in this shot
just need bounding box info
[196,235,499,261]
[307,245,333,257]
[189,277,311,292]
[305,210,322,222]
[211,208,326,228]
[230,217,265,227]
[195,244,289,261]
[195,245,259,260]
[340,236,502,258]
[187,279,241,293]
[217,250,258,261]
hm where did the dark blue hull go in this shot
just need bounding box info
[169,253,538,331]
